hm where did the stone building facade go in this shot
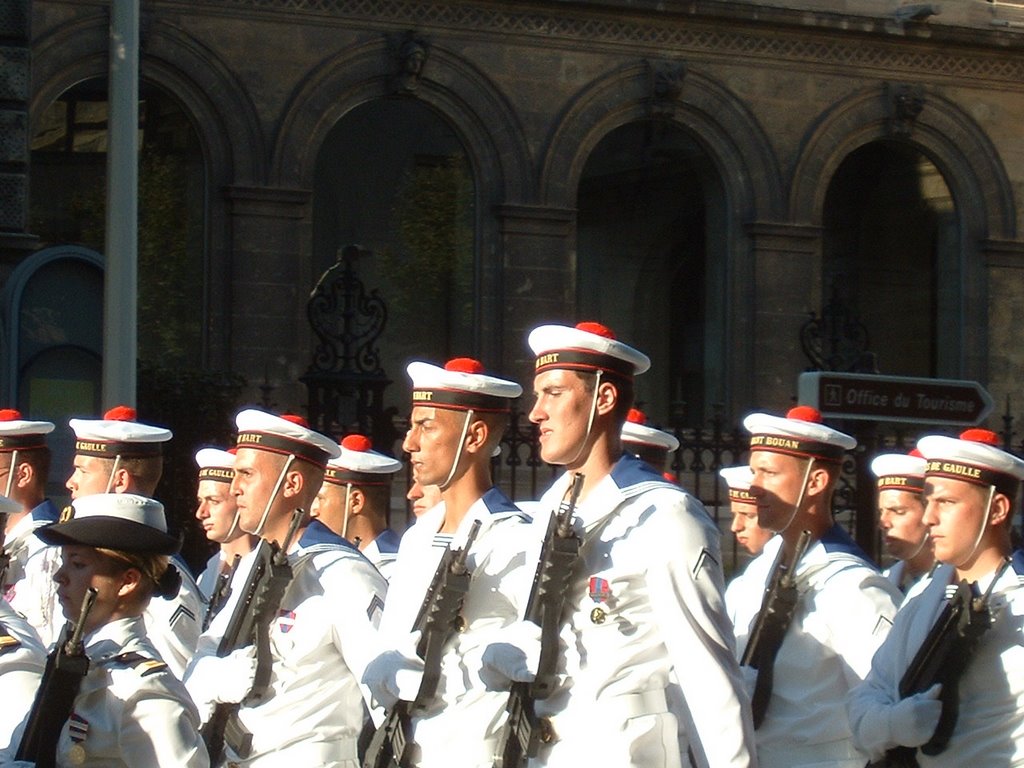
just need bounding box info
[5,0,1024,444]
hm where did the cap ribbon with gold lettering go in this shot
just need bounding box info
[407,358,522,413]
[195,447,236,483]
[0,409,54,452]
[719,465,757,505]
[324,434,402,486]
[870,450,926,493]
[69,406,171,459]
[234,410,340,469]
[743,405,856,463]
[528,321,651,380]
[917,428,1024,500]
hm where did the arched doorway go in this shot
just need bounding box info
[821,141,956,376]
[30,77,207,369]
[576,119,723,424]
[312,98,476,412]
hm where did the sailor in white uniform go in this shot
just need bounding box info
[848,428,1024,767]
[870,451,935,599]
[736,406,901,768]
[0,410,63,646]
[0,593,45,752]
[193,447,255,626]
[362,357,535,768]
[65,406,203,678]
[311,433,403,580]
[3,493,208,767]
[185,410,387,767]
[519,321,755,768]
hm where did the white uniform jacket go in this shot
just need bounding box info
[191,520,387,767]
[848,560,1024,767]
[3,615,208,767]
[375,487,534,768]
[726,536,781,649]
[0,599,45,753]
[529,454,756,768]
[733,524,901,768]
[197,551,222,602]
[4,500,62,646]
[143,559,204,679]
[364,528,401,582]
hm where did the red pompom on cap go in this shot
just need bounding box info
[0,409,22,421]
[280,414,310,428]
[104,405,137,421]
[575,321,615,339]
[960,428,1000,446]
[786,405,823,424]
[341,434,373,452]
[626,408,646,425]
[444,357,484,374]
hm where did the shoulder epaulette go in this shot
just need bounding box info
[0,622,21,654]
[108,651,168,676]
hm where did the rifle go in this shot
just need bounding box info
[203,553,242,632]
[869,558,1010,768]
[0,510,9,590]
[200,509,305,765]
[363,519,482,768]
[16,586,98,768]
[740,529,812,729]
[493,473,585,768]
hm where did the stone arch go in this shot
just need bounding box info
[272,37,531,203]
[539,61,784,416]
[790,85,1015,240]
[540,61,784,219]
[790,85,1016,380]
[31,15,265,183]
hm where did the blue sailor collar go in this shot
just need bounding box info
[30,498,60,524]
[298,518,359,552]
[609,452,676,492]
[1011,548,1024,576]
[801,523,878,573]
[374,527,402,555]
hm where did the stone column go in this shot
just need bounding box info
[982,238,1024,414]
[495,203,575,380]
[746,221,822,409]
[0,0,36,267]
[226,185,313,409]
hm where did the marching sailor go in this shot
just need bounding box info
[848,428,1024,766]
[523,321,755,768]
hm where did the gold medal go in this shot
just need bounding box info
[590,606,606,624]
[68,743,87,765]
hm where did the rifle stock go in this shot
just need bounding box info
[363,519,482,768]
[200,509,304,764]
[16,587,98,767]
[871,559,1009,767]
[741,529,812,729]
[493,473,584,768]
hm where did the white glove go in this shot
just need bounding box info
[479,621,542,691]
[852,683,942,756]
[184,646,259,717]
[889,684,944,747]
[362,632,425,710]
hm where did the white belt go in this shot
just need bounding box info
[545,688,670,741]
[757,737,863,767]
[226,737,359,766]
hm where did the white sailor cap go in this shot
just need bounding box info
[528,321,651,379]
[870,451,927,493]
[324,434,403,486]
[195,447,236,484]
[0,409,54,452]
[917,428,1024,499]
[235,409,341,469]
[743,405,856,463]
[0,493,20,517]
[37,493,180,554]
[69,405,172,459]
[407,357,522,412]
[719,465,757,505]
[621,408,679,452]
